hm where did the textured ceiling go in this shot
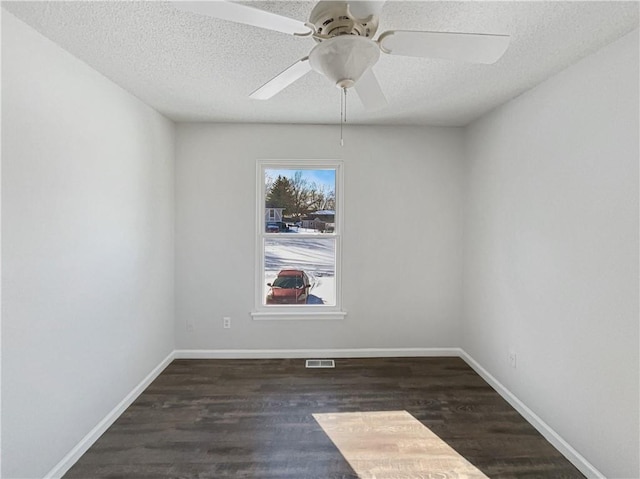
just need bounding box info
[2,1,638,126]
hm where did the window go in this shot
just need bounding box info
[252,160,345,320]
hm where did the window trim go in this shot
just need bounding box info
[251,159,346,321]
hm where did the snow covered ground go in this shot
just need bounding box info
[264,235,336,305]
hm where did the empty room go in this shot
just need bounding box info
[1,1,638,478]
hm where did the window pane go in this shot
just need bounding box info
[264,237,336,306]
[264,168,336,234]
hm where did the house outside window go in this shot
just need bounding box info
[252,160,345,320]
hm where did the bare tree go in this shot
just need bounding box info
[324,189,336,211]
[289,171,311,219]
[264,173,275,202]
[307,183,335,211]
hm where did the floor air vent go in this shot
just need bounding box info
[305,359,335,368]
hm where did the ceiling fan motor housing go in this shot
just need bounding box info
[309,1,379,40]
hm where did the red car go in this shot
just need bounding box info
[266,270,311,304]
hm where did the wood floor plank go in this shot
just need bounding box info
[64,357,585,479]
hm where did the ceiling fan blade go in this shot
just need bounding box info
[174,1,312,36]
[348,1,386,20]
[250,57,312,100]
[378,30,510,64]
[354,68,387,111]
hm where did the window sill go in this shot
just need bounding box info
[251,310,347,321]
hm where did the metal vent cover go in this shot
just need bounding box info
[305,359,335,368]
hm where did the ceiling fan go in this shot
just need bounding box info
[174,1,510,111]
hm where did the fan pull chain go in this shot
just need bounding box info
[344,87,347,123]
[340,88,347,146]
[340,88,344,146]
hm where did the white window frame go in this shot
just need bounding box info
[251,159,346,321]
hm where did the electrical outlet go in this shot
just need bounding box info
[186,320,194,332]
[509,350,517,369]
[223,317,231,329]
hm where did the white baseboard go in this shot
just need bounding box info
[174,347,462,359]
[459,350,605,479]
[43,350,176,479]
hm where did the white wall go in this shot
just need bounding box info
[462,29,639,479]
[175,123,464,351]
[1,12,175,478]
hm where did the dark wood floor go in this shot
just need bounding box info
[64,357,585,478]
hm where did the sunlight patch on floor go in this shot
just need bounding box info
[313,410,488,479]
